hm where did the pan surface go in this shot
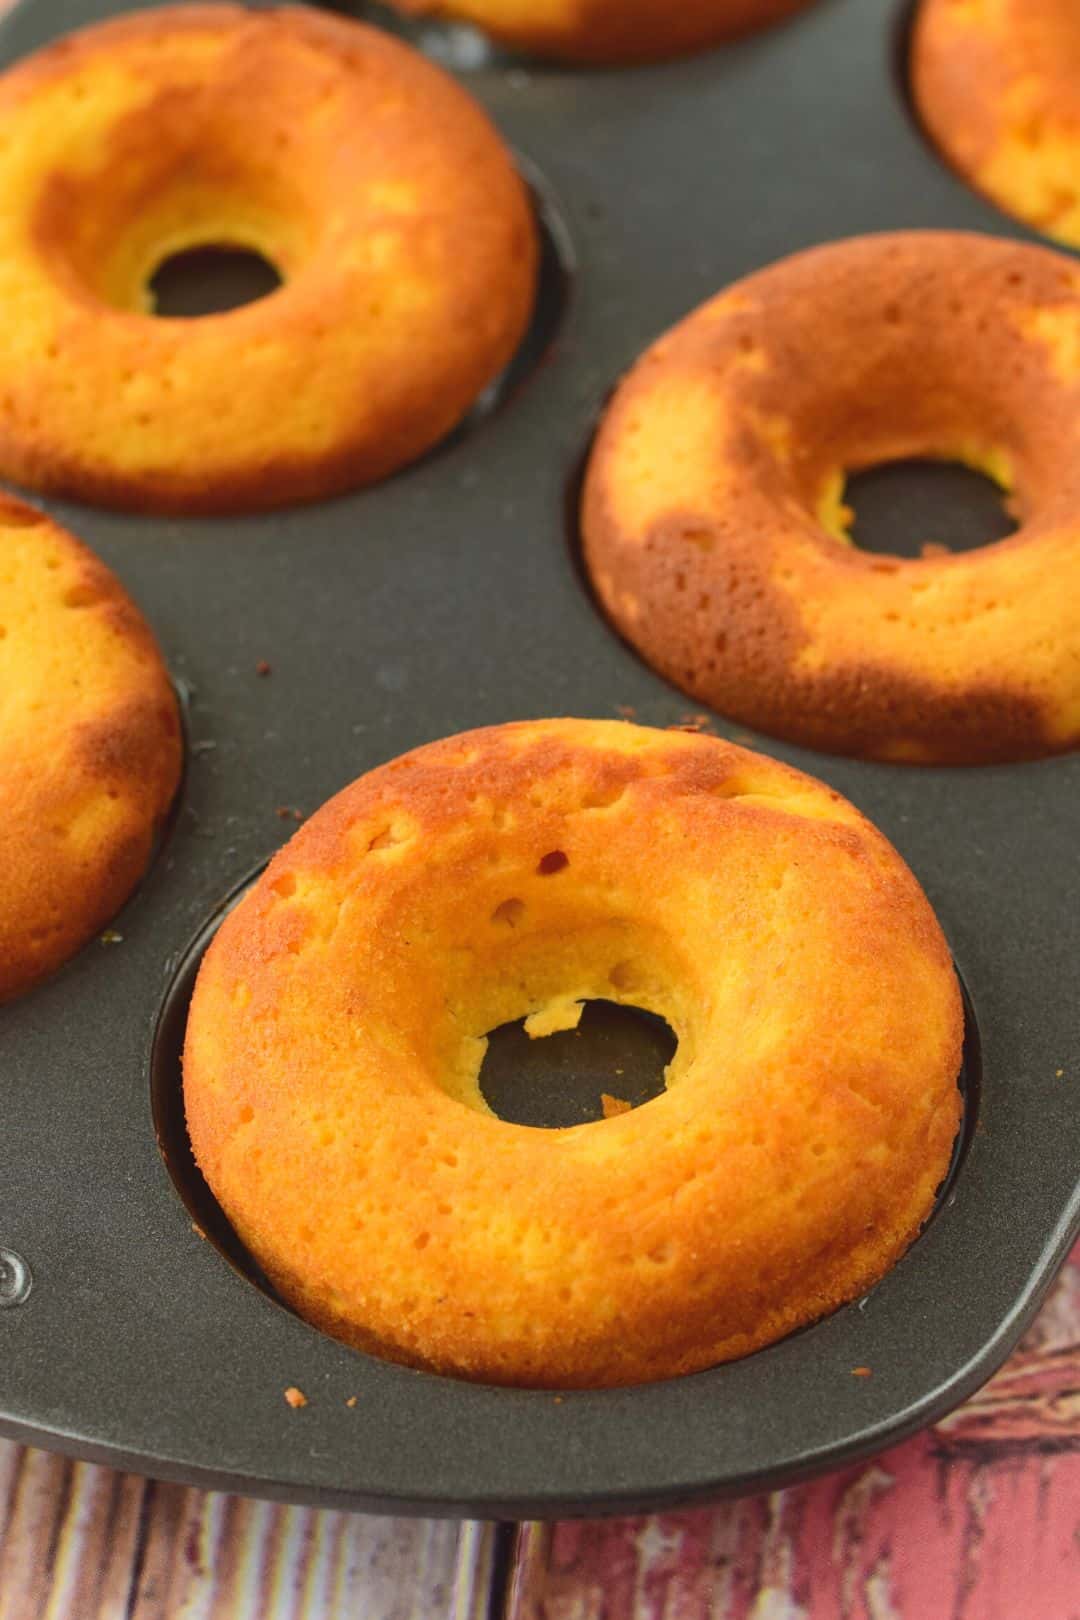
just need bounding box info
[0,0,1077,1518]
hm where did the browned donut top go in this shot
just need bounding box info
[0,497,181,1000]
[0,5,536,512]
[913,0,1080,249]
[184,719,961,1387]
[583,232,1080,764]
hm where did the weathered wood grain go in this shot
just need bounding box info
[0,1448,496,1620]
[507,1241,1080,1620]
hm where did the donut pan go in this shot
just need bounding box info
[1,0,1078,1520]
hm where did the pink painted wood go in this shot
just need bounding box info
[509,1239,1080,1619]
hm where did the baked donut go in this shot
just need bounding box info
[0,495,181,1001]
[184,718,962,1388]
[384,0,815,63]
[582,232,1080,765]
[0,6,537,513]
[913,0,1080,250]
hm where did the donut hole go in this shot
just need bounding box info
[148,245,283,318]
[833,456,1020,559]
[435,880,696,1121]
[34,138,309,318]
[479,997,678,1129]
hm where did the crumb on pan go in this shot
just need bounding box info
[601,1094,633,1118]
[523,995,584,1039]
[671,713,715,734]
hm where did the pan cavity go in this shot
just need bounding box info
[150,873,980,1348]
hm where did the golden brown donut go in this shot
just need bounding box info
[913,0,1080,250]
[582,232,1080,765]
[0,495,181,1001]
[0,6,537,513]
[385,0,814,62]
[184,719,962,1388]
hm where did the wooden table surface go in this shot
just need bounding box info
[3,1238,1078,1619]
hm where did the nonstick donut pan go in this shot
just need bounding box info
[1,0,1078,1519]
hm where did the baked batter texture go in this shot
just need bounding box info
[583,232,1080,763]
[0,497,181,1000]
[185,719,962,1386]
[0,5,537,511]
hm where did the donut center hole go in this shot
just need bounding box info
[479,999,677,1128]
[148,245,282,317]
[828,457,1018,558]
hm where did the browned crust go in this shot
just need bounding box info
[0,496,182,1000]
[586,505,1049,763]
[581,231,1080,764]
[0,407,490,518]
[0,6,537,513]
[912,0,1080,239]
[184,719,962,1387]
[387,0,816,64]
[912,0,1020,180]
